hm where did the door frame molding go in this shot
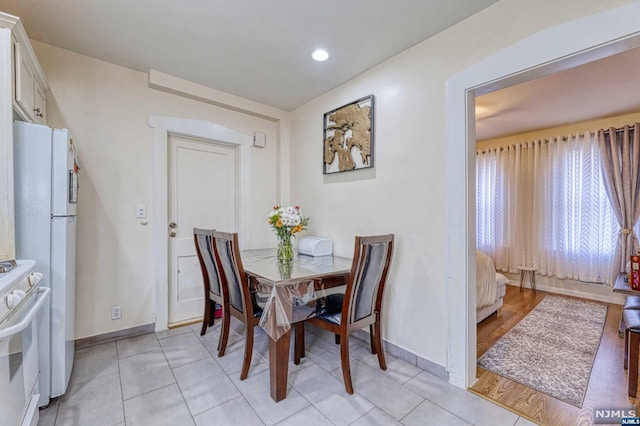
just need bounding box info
[445,3,640,388]
[149,115,253,332]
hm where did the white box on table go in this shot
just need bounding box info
[297,237,333,257]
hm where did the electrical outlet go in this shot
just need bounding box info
[135,204,146,219]
[111,305,122,320]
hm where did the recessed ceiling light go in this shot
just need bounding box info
[311,49,329,62]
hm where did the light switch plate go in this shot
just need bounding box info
[136,204,146,219]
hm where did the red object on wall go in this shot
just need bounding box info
[630,255,640,290]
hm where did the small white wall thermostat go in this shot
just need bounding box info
[253,131,266,148]
[136,204,146,218]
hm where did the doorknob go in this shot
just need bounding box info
[169,231,177,237]
[169,222,177,228]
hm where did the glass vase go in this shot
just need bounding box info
[277,234,294,262]
[278,260,293,279]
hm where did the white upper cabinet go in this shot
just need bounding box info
[0,13,49,260]
[13,38,47,123]
[34,80,46,124]
[14,40,35,120]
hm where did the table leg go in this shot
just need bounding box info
[294,322,305,364]
[629,331,639,397]
[531,271,536,292]
[269,328,291,402]
[519,270,524,290]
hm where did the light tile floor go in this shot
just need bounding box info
[38,320,537,426]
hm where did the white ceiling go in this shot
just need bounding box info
[4,1,636,137]
[0,0,499,111]
[476,47,640,140]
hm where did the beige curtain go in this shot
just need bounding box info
[598,123,640,283]
[477,133,617,284]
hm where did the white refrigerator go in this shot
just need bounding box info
[13,121,78,407]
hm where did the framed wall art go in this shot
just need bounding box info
[323,94,374,174]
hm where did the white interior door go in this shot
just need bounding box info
[168,134,237,325]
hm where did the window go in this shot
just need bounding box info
[476,132,619,284]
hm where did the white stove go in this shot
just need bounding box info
[0,261,41,322]
[0,260,50,426]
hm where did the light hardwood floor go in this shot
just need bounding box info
[471,285,635,426]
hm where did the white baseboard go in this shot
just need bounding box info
[448,371,468,388]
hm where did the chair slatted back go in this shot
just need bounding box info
[194,228,222,298]
[345,235,394,325]
[212,231,249,314]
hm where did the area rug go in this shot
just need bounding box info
[477,295,607,407]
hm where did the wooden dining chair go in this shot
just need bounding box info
[193,228,226,354]
[211,231,263,380]
[294,234,394,394]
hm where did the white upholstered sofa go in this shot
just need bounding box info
[476,251,509,323]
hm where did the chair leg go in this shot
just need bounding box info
[240,322,254,380]
[629,331,640,397]
[218,308,230,357]
[335,334,340,345]
[340,332,354,394]
[369,324,376,354]
[200,314,209,336]
[216,316,224,352]
[625,329,630,370]
[201,298,212,336]
[215,305,226,353]
[294,323,305,365]
[374,319,387,371]
[209,300,216,326]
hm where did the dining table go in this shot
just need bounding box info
[241,248,352,402]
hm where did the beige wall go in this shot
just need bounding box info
[32,41,286,339]
[27,0,635,369]
[289,0,633,367]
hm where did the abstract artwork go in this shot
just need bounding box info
[323,95,374,174]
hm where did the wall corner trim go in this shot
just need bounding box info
[445,2,640,391]
[148,70,287,123]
